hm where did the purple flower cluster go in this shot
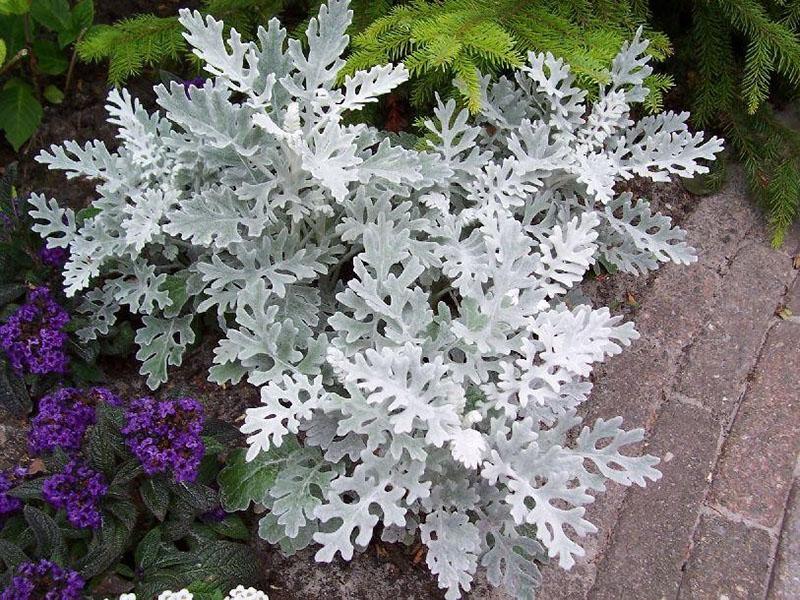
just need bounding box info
[42,459,107,529]
[28,387,120,455]
[0,286,69,375]
[37,245,69,268]
[182,76,206,94]
[0,559,85,600]
[122,396,205,483]
[0,466,27,519]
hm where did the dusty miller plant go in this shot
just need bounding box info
[28,0,722,597]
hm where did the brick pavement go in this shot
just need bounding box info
[533,170,800,600]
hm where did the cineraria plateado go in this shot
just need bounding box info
[28,0,722,597]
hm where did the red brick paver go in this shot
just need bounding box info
[707,321,800,528]
[769,477,800,599]
[679,513,773,600]
[589,401,720,600]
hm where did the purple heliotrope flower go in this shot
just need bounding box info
[0,286,69,375]
[201,506,227,523]
[37,245,69,268]
[122,396,205,483]
[182,76,206,94]
[0,466,28,519]
[29,387,121,455]
[0,559,85,600]
[42,459,107,529]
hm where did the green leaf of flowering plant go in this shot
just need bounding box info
[206,513,249,541]
[140,539,259,597]
[76,516,131,579]
[71,359,105,384]
[134,526,162,571]
[7,477,45,502]
[0,359,30,416]
[87,419,119,476]
[139,478,171,521]
[168,481,217,512]
[108,459,144,493]
[162,511,193,542]
[23,505,67,563]
[107,498,138,531]
[44,446,70,472]
[0,538,28,572]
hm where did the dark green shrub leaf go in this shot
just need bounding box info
[57,0,93,46]
[0,1,30,16]
[29,0,70,31]
[71,0,92,29]
[76,206,101,222]
[162,273,189,316]
[99,321,135,356]
[71,359,105,384]
[31,39,68,74]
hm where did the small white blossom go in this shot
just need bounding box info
[226,585,270,600]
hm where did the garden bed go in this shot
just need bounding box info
[0,1,725,598]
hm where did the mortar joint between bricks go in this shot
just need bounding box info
[669,392,710,411]
[700,504,781,537]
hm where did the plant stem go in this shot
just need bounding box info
[0,48,29,77]
[22,14,41,100]
[65,27,88,95]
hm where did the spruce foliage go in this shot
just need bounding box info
[76,0,289,85]
[342,0,674,112]
[662,0,800,246]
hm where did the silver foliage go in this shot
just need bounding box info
[29,1,722,597]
